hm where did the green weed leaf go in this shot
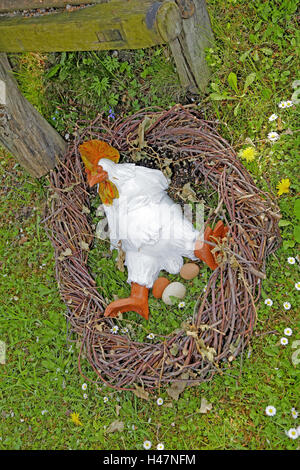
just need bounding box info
[243,72,256,92]
[261,47,273,55]
[234,103,240,116]
[210,92,232,101]
[46,64,61,79]
[261,88,272,99]
[211,82,220,92]
[294,199,300,220]
[293,224,300,243]
[227,72,238,93]
[239,50,251,62]
[59,67,69,81]
[283,240,295,249]
[278,219,291,227]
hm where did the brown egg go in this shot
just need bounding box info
[180,262,200,280]
[152,277,170,299]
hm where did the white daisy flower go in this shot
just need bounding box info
[143,440,152,450]
[295,282,300,290]
[203,286,207,293]
[278,101,288,109]
[284,328,293,336]
[291,408,298,419]
[157,443,165,450]
[264,298,273,307]
[283,302,291,310]
[110,325,119,334]
[286,428,298,439]
[157,397,164,406]
[280,337,288,346]
[41,410,48,415]
[178,301,185,308]
[268,131,279,142]
[265,405,276,416]
[121,327,129,334]
[287,257,296,265]
[147,333,155,340]
[83,393,88,400]
[103,396,109,403]
[286,100,293,108]
[82,383,87,391]
[268,114,278,122]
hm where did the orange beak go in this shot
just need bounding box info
[86,165,108,187]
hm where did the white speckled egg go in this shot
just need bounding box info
[162,282,186,305]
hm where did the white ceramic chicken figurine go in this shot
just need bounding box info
[80,140,227,320]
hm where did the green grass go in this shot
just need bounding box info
[1,0,299,450]
[41,47,184,136]
[9,52,48,115]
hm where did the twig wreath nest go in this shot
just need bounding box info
[44,104,281,392]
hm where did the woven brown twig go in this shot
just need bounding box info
[44,104,281,391]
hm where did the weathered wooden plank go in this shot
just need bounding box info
[0,1,109,14]
[0,1,164,53]
[156,1,182,42]
[169,0,214,92]
[0,53,66,177]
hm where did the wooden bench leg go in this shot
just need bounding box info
[0,53,66,177]
[157,0,214,93]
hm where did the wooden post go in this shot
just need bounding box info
[166,0,214,92]
[0,53,66,177]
